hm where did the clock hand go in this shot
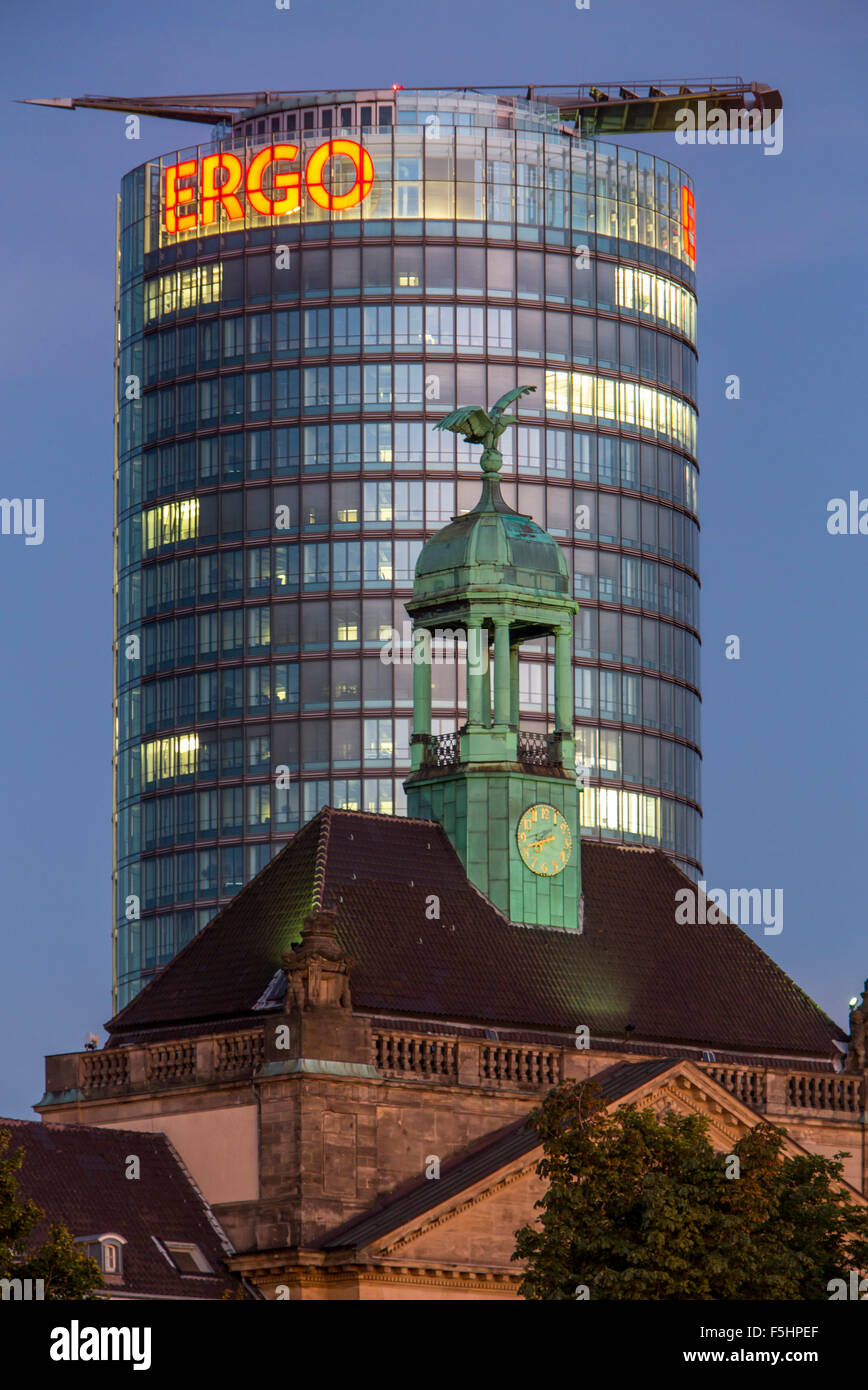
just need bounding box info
[530,834,554,849]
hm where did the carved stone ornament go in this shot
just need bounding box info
[281,910,354,1013]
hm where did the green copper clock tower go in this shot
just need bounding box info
[404,388,582,930]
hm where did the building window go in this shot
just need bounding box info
[363,777,393,814]
[163,1242,213,1274]
[394,305,423,346]
[364,481,392,523]
[425,304,454,349]
[395,480,423,525]
[363,306,391,349]
[487,307,513,351]
[364,718,393,764]
[519,662,544,712]
[456,306,484,349]
[426,481,454,525]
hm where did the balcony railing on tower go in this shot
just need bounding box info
[517,731,561,767]
[415,729,565,769]
[419,731,461,768]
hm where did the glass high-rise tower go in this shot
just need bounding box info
[113,88,701,1007]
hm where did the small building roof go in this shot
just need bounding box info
[0,1118,242,1299]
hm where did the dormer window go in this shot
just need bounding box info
[76,1233,126,1279]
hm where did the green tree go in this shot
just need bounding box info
[0,1128,103,1299]
[513,1081,868,1300]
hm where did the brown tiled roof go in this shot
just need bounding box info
[108,808,844,1060]
[0,1118,243,1300]
[320,1059,679,1251]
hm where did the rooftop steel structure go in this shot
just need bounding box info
[20,80,782,135]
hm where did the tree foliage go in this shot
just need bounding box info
[0,1128,103,1299]
[513,1081,868,1300]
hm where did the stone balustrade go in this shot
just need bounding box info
[80,1048,130,1094]
[373,1032,458,1078]
[45,1029,265,1100]
[785,1072,863,1113]
[705,1066,767,1107]
[146,1042,195,1086]
[216,1031,265,1076]
[480,1045,561,1087]
[43,1027,866,1118]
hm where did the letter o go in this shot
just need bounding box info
[305,139,374,211]
[246,144,301,216]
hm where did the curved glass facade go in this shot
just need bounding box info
[114,89,701,1007]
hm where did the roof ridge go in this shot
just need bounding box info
[312,805,332,911]
[107,812,328,1031]
[1,1116,170,1139]
[327,806,442,828]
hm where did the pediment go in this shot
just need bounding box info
[361,1060,826,1263]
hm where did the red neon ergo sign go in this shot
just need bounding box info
[681,185,696,261]
[163,139,375,234]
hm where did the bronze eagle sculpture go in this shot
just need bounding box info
[435,385,536,469]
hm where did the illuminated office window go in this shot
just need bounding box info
[142,498,199,554]
[141,733,199,787]
[144,265,223,324]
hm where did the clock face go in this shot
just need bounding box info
[517,804,572,877]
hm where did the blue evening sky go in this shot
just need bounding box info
[0,0,865,1118]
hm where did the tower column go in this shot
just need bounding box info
[413,626,432,735]
[493,619,511,727]
[555,624,573,733]
[479,628,491,727]
[509,645,520,729]
[466,621,484,728]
